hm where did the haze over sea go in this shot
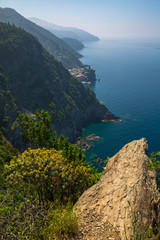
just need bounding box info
[79,39,160,168]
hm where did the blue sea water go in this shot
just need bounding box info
[79,39,160,168]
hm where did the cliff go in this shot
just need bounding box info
[75,138,160,239]
[0,23,118,149]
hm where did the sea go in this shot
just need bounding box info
[79,39,160,170]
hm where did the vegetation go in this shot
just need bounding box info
[18,110,88,163]
[18,110,56,149]
[5,147,99,204]
[0,113,160,238]
[16,110,100,203]
[0,190,46,239]
[38,203,79,239]
[0,21,158,239]
[0,110,100,239]
[0,189,78,239]
[63,37,85,51]
[0,131,18,186]
[0,131,18,165]
[0,22,108,148]
[148,151,160,182]
[0,7,83,69]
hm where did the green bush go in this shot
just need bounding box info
[0,131,18,166]
[5,148,100,203]
[18,110,55,149]
[148,151,160,182]
[0,131,18,186]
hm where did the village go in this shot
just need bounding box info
[68,65,98,84]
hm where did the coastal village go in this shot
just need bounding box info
[68,65,99,84]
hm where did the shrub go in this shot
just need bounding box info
[0,131,18,186]
[0,131,18,166]
[18,110,90,165]
[18,110,55,149]
[148,151,160,182]
[0,189,46,239]
[5,148,100,203]
[0,189,78,240]
[41,203,78,239]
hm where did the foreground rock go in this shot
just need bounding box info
[74,138,160,239]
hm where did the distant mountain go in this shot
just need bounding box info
[29,17,99,42]
[62,38,85,51]
[0,7,83,68]
[0,23,118,149]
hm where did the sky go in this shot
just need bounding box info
[0,0,160,39]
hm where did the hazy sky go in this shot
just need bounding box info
[0,0,160,39]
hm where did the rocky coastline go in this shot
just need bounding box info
[75,134,100,151]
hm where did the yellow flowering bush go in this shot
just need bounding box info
[5,148,100,203]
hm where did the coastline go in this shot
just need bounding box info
[102,118,121,122]
[70,43,121,147]
[68,65,97,83]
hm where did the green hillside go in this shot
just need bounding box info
[63,37,85,51]
[0,7,83,69]
[0,23,118,149]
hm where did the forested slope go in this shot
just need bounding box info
[0,7,83,68]
[0,23,118,149]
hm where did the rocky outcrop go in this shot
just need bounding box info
[75,138,160,239]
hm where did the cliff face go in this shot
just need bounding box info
[74,138,160,239]
[0,23,118,149]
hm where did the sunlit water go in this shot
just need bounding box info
[79,39,160,170]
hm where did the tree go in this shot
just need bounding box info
[18,110,87,163]
[18,110,58,149]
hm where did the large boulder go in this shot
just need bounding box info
[74,138,160,239]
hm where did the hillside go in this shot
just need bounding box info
[0,7,83,69]
[0,23,118,149]
[29,17,99,42]
[63,38,85,51]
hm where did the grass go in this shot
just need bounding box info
[40,202,79,240]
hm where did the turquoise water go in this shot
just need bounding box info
[79,39,160,169]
